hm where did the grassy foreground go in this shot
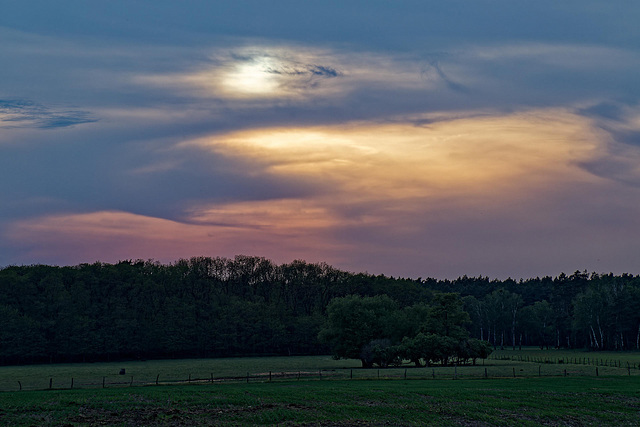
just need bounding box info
[3,350,639,392]
[2,351,640,425]
[1,376,639,426]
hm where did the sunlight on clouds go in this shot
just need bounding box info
[135,44,434,100]
[187,199,338,229]
[6,108,636,276]
[223,56,281,95]
[185,109,603,203]
[136,45,344,99]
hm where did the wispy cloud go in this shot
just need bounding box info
[574,102,640,187]
[420,54,470,93]
[0,99,96,129]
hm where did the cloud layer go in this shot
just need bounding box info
[2,1,640,278]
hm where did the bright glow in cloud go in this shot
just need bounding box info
[135,45,435,101]
[223,56,281,96]
[185,109,603,204]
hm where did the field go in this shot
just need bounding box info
[1,350,640,425]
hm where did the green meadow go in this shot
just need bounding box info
[1,350,639,425]
[1,349,638,392]
[1,377,639,426]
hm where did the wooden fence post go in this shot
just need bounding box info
[211,373,214,383]
[18,381,22,391]
[156,374,159,385]
[102,377,105,389]
[596,367,599,376]
[130,376,133,386]
[71,378,74,389]
[269,371,272,382]
[49,378,53,389]
[512,368,515,378]
[484,368,487,378]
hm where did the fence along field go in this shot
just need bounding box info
[2,350,640,392]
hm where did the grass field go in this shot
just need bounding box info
[1,349,638,392]
[1,377,639,425]
[0,356,364,392]
[1,350,640,425]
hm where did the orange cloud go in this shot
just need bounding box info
[185,109,603,205]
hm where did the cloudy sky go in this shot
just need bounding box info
[2,1,640,279]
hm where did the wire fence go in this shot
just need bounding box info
[488,353,640,369]
[2,359,639,392]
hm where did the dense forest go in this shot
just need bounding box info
[1,256,639,365]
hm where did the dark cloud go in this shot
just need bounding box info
[578,102,626,121]
[612,130,640,146]
[577,102,640,148]
[0,99,96,129]
[308,65,339,77]
[421,55,469,94]
[577,159,640,188]
[0,130,326,224]
[573,102,640,186]
[264,64,340,78]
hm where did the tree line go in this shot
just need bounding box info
[0,257,639,365]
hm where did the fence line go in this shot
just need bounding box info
[488,354,640,369]
[2,363,638,392]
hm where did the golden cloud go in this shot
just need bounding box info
[185,109,604,206]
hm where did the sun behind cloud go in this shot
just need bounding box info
[222,56,281,96]
[135,45,347,100]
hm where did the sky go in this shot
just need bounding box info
[1,1,640,279]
